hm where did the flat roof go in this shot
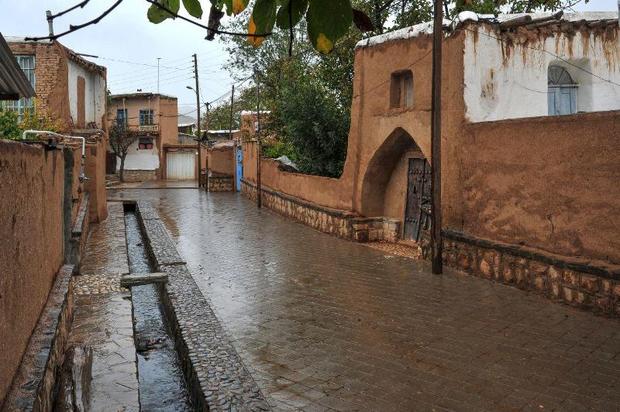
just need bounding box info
[110,92,177,100]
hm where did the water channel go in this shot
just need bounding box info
[124,207,193,411]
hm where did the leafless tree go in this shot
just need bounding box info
[109,123,138,182]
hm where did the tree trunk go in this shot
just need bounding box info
[119,155,126,182]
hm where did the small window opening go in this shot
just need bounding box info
[138,137,154,150]
[548,65,577,116]
[390,70,414,109]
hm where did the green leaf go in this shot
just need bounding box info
[182,0,203,18]
[248,0,277,47]
[147,0,180,23]
[306,0,352,54]
[276,0,308,29]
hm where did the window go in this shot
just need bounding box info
[139,109,154,125]
[390,70,413,109]
[2,55,35,120]
[548,65,577,116]
[116,109,127,127]
[138,137,154,150]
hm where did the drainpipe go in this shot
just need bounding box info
[22,130,88,182]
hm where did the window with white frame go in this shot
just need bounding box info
[548,65,577,116]
[139,109,154,125]
[2,55,36,119]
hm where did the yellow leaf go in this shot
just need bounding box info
[316,33,333,54]
[233,0,247,15]
[247,16,264,47]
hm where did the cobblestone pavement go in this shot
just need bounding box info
[70,203,140,412]
[113,189,620,411]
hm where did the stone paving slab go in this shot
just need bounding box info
[118,189,620,412]
[136,201,270,411]
[79,203,129,276]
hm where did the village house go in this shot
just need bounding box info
[242,12,620,314]
[4,37,107,130]
[107,92,201,181]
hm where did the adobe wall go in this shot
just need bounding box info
[460,111,620,264]
[208,146,235,176]
[242,141,351,211]
[0,141,66,404]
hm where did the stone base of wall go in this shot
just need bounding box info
[241,179,400,242]
[2,265,75,411]
[420,230,620,317]
[120,169,158,183]
[208,173,233,192]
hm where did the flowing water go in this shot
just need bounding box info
[124,209,193,411]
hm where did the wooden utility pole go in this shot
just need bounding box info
[255,68,262,209]
[229,85,235,141]
[192,53,202,189]
[431,0,443,274]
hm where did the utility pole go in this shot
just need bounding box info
[255,68,262,209]
[204,102,210,191]
[46,10,54,37]
[192,53,202,189]
[431,0,443,275]
[229,85,235,141]
[157,57,161,93]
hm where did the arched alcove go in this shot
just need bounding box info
[359,128,425,218]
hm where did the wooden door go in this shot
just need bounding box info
[403,158,430,241]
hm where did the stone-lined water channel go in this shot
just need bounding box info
[124,208,193,411]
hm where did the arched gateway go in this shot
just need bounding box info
[359,128,431,242]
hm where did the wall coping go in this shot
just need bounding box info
[443,229,620,280]
[464,109,620,129]
[242,178,359,219]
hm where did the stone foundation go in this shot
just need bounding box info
[208,173,233,192]
[120,169,158,182]
[241,179,400,242]
[2,265,75,411]
[420,230,620,317]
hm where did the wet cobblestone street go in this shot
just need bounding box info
[113,189,620,411]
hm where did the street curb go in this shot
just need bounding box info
[135,201,271,412]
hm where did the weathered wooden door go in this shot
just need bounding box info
[403,158,430,241]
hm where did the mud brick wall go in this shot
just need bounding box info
[0,141,67,404]
[420,230,620,317]
[242,179,400,243]
[84,140,108,222]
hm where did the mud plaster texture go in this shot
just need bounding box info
[136,201,270,411]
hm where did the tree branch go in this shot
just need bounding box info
[50,0,91,20]
[26,0,123,41]
[144,0,273,39]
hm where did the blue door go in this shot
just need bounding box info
[235,145,243,192]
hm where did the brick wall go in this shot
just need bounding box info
[8,41,71,128]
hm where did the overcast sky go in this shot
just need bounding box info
[0,0,617,119]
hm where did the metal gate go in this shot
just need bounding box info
[166,152,196,180]
[403,158,431,241]
[235,145,243,192]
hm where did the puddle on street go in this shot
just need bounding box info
[124,209,193,411]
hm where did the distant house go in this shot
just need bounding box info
[107,92,179,180]
[206,129,240,142]
[4,36,106,130]
[177,114,196,135]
